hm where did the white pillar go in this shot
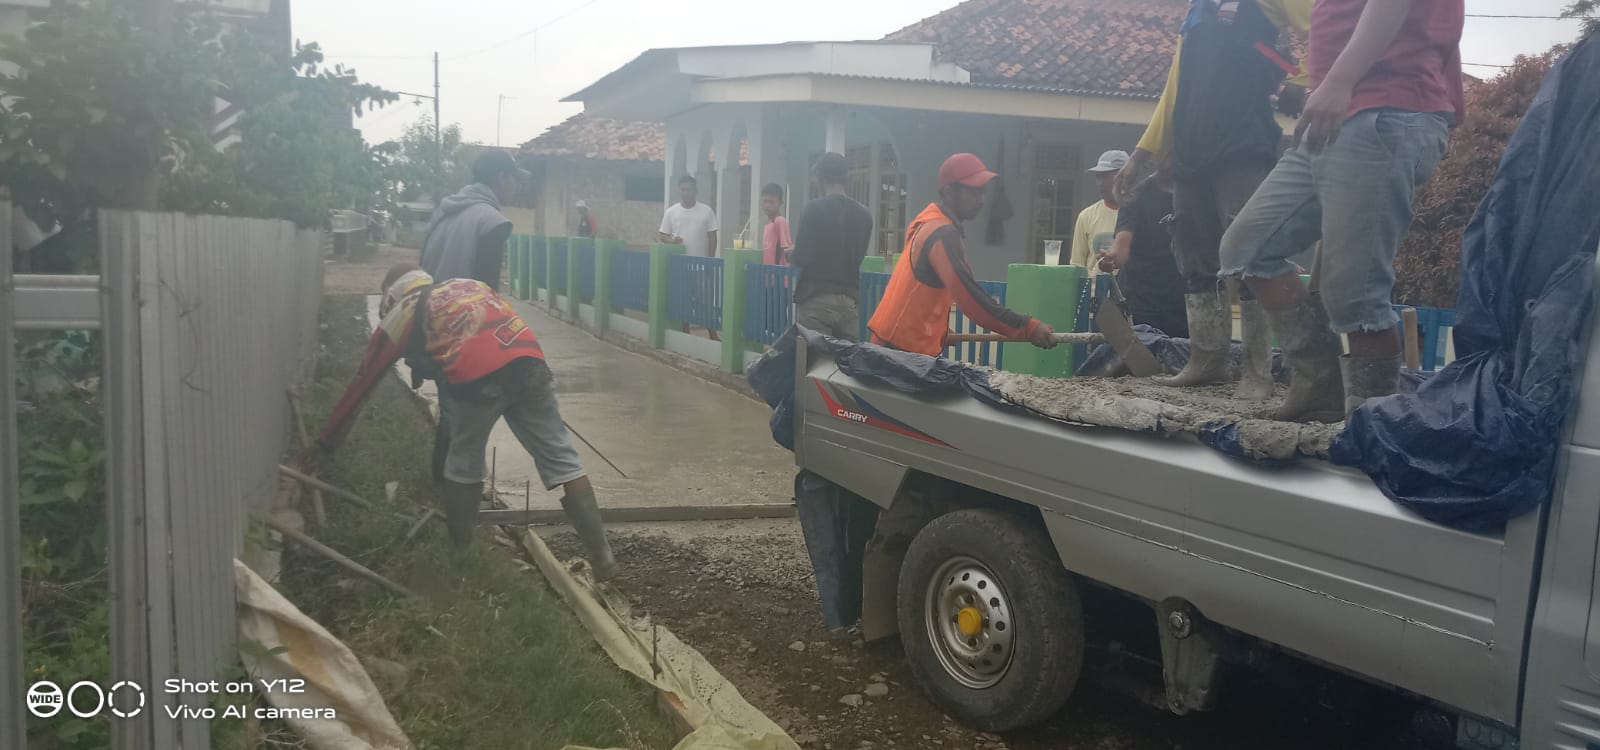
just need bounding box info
[867,139,883,255]
[824,108,848,155]
[747,107,784,259]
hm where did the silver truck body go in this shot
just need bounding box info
[793,262,1600,745]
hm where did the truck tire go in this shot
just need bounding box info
[897,508,1084,732]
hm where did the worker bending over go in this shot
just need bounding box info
[1116,0,1311,400]
[316,264,619,580]
[1219,0,1463,421]
[868,153,1058,356]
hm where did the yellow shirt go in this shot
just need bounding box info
[1135,0,1313,161]
[1070,201,1120,270]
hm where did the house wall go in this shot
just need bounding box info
[537,157,664,247]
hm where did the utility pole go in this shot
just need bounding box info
[496,94,519,148]
[433,51,443,200]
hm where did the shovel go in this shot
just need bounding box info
[1091,275,1164,377]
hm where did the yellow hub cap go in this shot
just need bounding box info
[956,607,984,637]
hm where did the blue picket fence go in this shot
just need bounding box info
[667,255,724,331]
[859,271,892,342]
[1403,305,1455,371]
[746,263,798,346]
[949,280,1009,368]
[549,238,569,295]
[612,250,650,312]
[575,243,597,303]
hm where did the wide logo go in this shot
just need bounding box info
[26,680,146,719]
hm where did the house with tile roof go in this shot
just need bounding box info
[562,0,1221,279]
[521,114,668,246]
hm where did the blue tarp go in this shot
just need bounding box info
[1330,38,1600,531]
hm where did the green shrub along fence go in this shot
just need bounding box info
[508,235,1090,377]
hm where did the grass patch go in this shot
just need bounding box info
[273,294,678,750]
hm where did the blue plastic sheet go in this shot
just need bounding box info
[1330,38,1600,531]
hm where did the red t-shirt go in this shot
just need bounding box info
[1310,0,1465,123]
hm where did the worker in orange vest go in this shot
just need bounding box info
[868,153,1058,356]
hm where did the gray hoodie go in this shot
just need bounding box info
[419,183,513,289]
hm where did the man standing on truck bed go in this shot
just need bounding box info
[791,152,873,341]
[1219,0,1463,422]
[1115,0,1311,401]
[868,153,1058,356]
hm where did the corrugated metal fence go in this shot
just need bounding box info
[0,204,324,749]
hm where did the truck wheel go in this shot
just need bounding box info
[897,508,1084,732]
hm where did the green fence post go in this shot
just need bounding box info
[720,248,761,373]
[648,243,685,348]
[528,236,545,297]
[594,239,615,336]
[520,236,534,300]
[546,237,568,312]
[859,256,886,274]
[567,237,587,319]
[1001,264,1083,377]
[508,237,524,298]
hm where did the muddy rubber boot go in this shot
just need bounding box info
[1234,300,1273,401]
[439,480,483,554]
[1340,353,1401,416]
[560,487,619,582]
[1264,298,1345,423]
[1152,292,1231,387]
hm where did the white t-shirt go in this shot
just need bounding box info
[659,201,719,257]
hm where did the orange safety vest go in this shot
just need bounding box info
[867,203,959,356]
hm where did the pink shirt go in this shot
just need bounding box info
[1310,0,1465,123]
[763,215,793,265]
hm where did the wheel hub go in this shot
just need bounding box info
[926,556,1016,689]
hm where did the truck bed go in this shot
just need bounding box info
[797,355,1543,725]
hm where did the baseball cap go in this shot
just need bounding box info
[472,150,531,184]
[938,153,999,189]
[1087,150,1131,174]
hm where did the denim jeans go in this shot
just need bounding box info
[439,362,585,490]
[1218,108,1450,333]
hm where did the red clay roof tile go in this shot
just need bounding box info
[521,113,665,162]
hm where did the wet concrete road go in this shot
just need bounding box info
[369,297,793,511]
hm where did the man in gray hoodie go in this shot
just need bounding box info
[420,150,529,290]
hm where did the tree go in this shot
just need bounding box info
[1393,51,1559,308]
[1566,0,1600,38]
[378,116,470,209]
[0,0,395,234]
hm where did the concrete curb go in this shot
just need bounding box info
[525,304,765,403]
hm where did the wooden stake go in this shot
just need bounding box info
[403,509,439,543]
[1401,307,1422,370]
[277,465,374,510]
[286,391,327,525]
[265,517,419,601]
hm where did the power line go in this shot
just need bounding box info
[1463,62,1514,68]
[1465,13,1570,19]
[442,0,605,62]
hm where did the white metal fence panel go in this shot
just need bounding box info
[1,204,323,750]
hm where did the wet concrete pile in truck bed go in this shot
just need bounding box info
[987,371,1344,461]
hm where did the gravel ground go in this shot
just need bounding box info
[541,521,1457,750]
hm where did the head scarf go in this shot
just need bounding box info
[379,269,432,320]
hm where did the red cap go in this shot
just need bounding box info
[938,153,999,188]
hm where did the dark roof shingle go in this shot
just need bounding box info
[521,114,665,162]
[885,0,1187,98]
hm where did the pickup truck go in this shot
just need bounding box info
[789,261,1600,749]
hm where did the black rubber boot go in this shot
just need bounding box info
[1234,300,1273,401]
[440,480,483,553]
[1263,297,1346,423]
[560,487,619,582]
[1153,291,1231,387]
[1340,353,1401,416]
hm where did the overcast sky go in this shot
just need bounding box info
[295,0,1588,149]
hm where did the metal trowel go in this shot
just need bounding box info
[1094,274,1164,377]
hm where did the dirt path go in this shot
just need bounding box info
[322,245,419,294]
[546,523,1455,750]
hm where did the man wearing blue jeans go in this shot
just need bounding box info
[1219,0,1464,422]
